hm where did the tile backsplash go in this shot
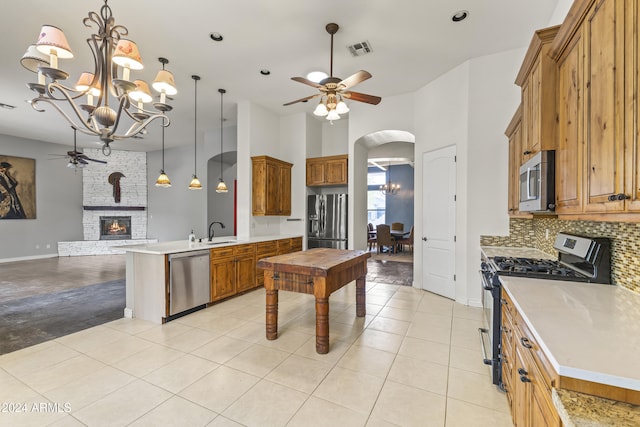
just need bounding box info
[481,217,640,294]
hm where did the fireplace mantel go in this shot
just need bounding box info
[83,206,146,211]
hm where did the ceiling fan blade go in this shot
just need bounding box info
[283,93,321,106]
[85,157,107,164]
[339,70,372,89]
[342,91,382,105]
[291,77,323,89]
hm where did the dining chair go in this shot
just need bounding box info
[376,224,395,254]
[367,223,376,251]
[398,225,414,253]
[391,222,404,232]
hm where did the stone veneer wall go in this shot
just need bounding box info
[58,149,154,256]
[481,217,640,294]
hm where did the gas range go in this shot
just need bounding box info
[479,232,611,389]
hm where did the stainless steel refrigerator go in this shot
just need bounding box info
[307,194,348,249]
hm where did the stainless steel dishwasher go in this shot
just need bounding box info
[168,250,210,316]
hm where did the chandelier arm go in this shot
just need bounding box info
[29,98,100,138]
[38,82,99,130]
[108,114,168,141]
[41,81,85,101]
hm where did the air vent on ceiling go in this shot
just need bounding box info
[348,41,372,57]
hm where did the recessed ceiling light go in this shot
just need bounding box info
[209,32,223,42]
[260,69,271,76]
[451,10,469,22]
[307,71,328,83]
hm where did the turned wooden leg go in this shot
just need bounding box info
[315,297,329,354]
[266,289,279,340]
[356,276,366,317]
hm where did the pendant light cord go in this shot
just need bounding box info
[193,77,198,175]
[161,121,165,170]
[220,89,224,181]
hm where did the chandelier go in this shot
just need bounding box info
[20,0,177,155]
[380,161,400,195]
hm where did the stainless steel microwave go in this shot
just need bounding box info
[519,150,555,212]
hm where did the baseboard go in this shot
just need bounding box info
[0,253,58,264]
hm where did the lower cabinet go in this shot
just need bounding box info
[502,289,560,427]
[211,237,304,302]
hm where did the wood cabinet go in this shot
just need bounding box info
[501,289,560,427]
[515,26,560,162]
[505,106,531,217]
[210,244,256,301]
[255,237,303,286]
[550,0,640,219]
[306,154,348,186]
[252,156,293,216]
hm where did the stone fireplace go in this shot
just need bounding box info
[58,149,156,256]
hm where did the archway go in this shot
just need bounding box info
[352,130,415,251]
[207,151,237,237]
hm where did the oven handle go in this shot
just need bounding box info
[478,327,492,365]
[480,270,493,290]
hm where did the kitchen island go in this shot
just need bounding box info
[119,235,302,324]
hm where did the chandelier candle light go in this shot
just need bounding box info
[380,161,399,195]
[188,75,202,190]
[20,0,177,155]
[216,89,228,193]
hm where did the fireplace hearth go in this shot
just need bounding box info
[100,216,131,240]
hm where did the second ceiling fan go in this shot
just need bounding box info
[284,23,381,120]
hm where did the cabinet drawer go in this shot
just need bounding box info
[515,312,557,390]
[210,247,234,258]
[291,237,303,252]
[501,289,516,319]
[235,244,256,255]
[257,240,277,255]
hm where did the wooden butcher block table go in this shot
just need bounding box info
[257,248,370,354]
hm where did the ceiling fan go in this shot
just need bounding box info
[284,23,381,119]
[51,128,107,168]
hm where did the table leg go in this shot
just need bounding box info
[315,297,329,354]
[266,289,278,340]
[356,276,366,317]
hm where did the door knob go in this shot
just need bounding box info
[422,237,427,241]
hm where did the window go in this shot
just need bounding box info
[367,171,386,225]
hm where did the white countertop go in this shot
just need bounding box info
[499,275,640,391]
[118,234,302,255]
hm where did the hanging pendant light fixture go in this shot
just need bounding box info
[20,1,177,155]
[155,117,171,187]
[188,75,202,190]
[380,160,399,195]
[216,88,228,193]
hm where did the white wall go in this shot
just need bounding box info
[549,0,574,25]
[321,120,349,156]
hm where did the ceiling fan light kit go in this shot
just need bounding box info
[21,0,178,155]
[59,127,108,170]
[285,22,381,122]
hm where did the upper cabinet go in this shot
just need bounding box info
[306,154,348,186]
[505,106,531,217]
[515,26,560,162]
[551,0,640,217]
[251,156,293,216]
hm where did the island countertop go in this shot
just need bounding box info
[118,234,303,255]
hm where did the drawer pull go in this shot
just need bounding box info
[501,298,508,306]
[520,375,531,383]
[520,337,533,349]
[517,368,528,376]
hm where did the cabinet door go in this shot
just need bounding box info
[556,29,584,214]
[236,254,256,292]
[278,164,292,215]
[508,120,522,215]
[626,0,640,211]
[584,0,626,212]
[513,346,530,427]
[521,80,534,162]
[265,161,279,215]
[326,158,347,185]
[210,257,236,301]
[306,160,326,186]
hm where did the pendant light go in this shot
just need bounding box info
[188,75,202,190]
[216,88,228,193]
[155,117,171,187]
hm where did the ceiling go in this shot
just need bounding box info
[0,0,558,153]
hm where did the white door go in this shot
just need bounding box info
[422,145,456,299]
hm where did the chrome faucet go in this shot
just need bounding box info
[208,221,225,241]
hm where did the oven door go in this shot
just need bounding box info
[479,266,502,387]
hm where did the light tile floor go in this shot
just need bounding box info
[0,282,513,427]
